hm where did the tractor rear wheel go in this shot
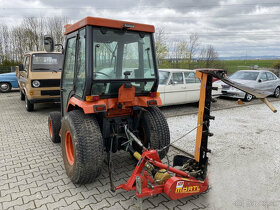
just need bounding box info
[61,110,104,184]
[48,111,61,143]
[136,106,170,159]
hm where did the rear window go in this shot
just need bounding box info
[31,54,63,71]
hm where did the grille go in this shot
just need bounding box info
[32,79,60,88]
[41,90,60,96]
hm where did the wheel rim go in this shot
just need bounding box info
[247,94,252,101]
[0,83,8,90]
[65,131,74,165]
[48,119,53,138]
[275,88,280,97]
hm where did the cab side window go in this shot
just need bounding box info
[63,37,76,88]
[61,36,77,116]
[75,29,86,97]
[24,56,30,71]
[170,72,184,84]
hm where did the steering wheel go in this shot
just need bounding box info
[94,71,110,78]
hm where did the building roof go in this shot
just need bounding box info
[64,16,155,35]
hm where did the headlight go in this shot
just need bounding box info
[32,80,40,88]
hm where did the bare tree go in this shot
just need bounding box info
[188,33,199,69]
[155,27,168,63]
[198,45,219,68]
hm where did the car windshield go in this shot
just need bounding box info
[91,27,156,96]
[230,71,259,81]
[159,71,170,85]
[31,54,63,71]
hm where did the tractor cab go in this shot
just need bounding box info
[58,17,160,117]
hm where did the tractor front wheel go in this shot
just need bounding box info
[61,110,104,184]
[48,111,61,143]
[136,106,170,159]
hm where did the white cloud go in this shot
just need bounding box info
[1,0,280,57]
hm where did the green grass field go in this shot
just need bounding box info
[158,59,278,75]
[220,60,277,74]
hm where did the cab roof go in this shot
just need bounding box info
[64,16,155,35]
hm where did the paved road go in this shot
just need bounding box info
[0,92,279,210]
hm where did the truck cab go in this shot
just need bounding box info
[17,51,63,111]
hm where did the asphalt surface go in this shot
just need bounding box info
[0,91,279,210]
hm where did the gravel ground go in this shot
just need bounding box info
[168,101,280,210]
[160,97,280,118]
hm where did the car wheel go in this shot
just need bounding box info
[244,93,253,102]
[25,97,34,112]
[20,91,25,101]
[0,82,11,93]
[48,112,62,143]
[274,87,280,98]
[61,110,104,184]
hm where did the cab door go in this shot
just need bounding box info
[19,55,30,90]
[164,72,187,105]
[61,32,77,116]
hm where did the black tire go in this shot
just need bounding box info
[135,106,170,159]
[274,87,280,98]
[244,93,253,102]
[48,112,61,143]
[61,110,104,184]
[0,82,11,93]
[20,91,25,101]
[25,97,34,112]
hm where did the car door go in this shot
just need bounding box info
[61,33,77,116]
[266,72,278,93]
[256,72,270,92]
[184,71,200,102]
[19,55,30,90]
[164,72,187,105]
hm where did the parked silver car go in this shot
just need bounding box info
[214,70,280,101]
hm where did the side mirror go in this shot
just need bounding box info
[258,79,262,83]
[44,35,54,52]
[18,64,24,71]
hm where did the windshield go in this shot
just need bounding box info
[230,71,259,81]
[31,54,63,71]
[91,27,156,96]
[159,71,170,85]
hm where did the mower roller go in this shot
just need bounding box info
[45,17,277,208]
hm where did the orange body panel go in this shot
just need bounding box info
[67,96,162,115]
[65,17,155,35]
[118,85,135,103]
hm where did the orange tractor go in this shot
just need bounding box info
[46,17,276,205]
[47,17,170,184]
